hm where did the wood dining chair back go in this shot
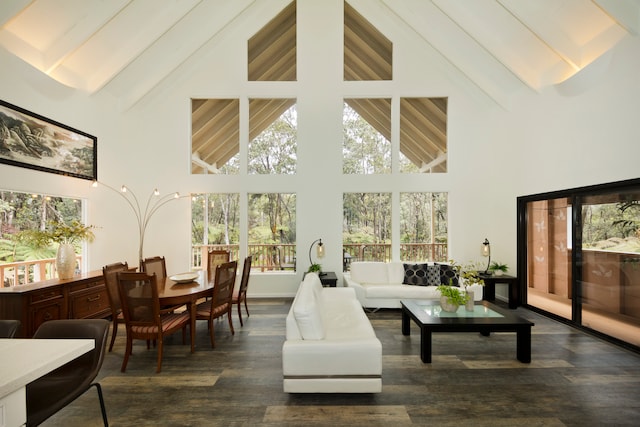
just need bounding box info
[196,260,238,348]
[141,256,167,281]
[102,261,129,351]
[0,319,20,338]
[116,271,190,373]
[206,249,230,282]
[27,319,109,427]
[232,256,252,326]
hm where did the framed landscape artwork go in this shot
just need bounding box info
[0,99,97,181]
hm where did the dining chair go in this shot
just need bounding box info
[0,319,20,338]
[141,256,167,281]
[196,260,238,348]
[206,249,230,282]
[117,271,190,373]
[26,319,109,427]
[232,256,252,326]
[102,261,129,352]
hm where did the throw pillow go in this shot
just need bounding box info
[403,263,430,286]
[437,263,459,286]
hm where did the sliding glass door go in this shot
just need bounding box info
[519,179,640,349]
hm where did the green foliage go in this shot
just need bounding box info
[436,284,469,306]
[17,220,95,249]
[248,104,297,175]
[308,263,322,273]
[489,261,508,272]
[342,102,391,174]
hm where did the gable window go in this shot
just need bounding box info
[191,98,240,175]
[249,99,297,175]
[343,100,391,174]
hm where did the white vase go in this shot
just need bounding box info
[56,243,77,279]
[439,295,459,313]
[494,270,504,276]
[465,289,475,311]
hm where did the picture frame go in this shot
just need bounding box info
[0,99,97,181]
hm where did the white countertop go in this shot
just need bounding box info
[0,339,94,398]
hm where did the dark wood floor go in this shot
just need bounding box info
[42,299,640,426]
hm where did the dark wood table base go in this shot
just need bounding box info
[401,300,533,363]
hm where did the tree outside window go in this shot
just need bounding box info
[400,192,448,262]
[248,193,296,271]
[343,193,391,262]
[248,101,297,175]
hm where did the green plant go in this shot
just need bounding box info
[449,259,485,287]
[16,220,96,249]
[308,263,322,273]
[436,283,469,306]
[489,261,508,273]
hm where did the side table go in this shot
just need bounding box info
[318,272,338,287]
[478,273,520,309]
[302,271,338,287]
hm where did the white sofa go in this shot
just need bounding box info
[343,261,484,309]
[282,272,382,393]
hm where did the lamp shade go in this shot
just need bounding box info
[317,241,325,258]
[481,238,491,257]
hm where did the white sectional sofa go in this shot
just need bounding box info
[343,261,484,309]
[282,272,382,393]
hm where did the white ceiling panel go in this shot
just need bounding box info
[0,0,637,107]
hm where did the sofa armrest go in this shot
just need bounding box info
[343,274,366,302]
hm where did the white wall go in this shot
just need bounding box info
[1,1,639,297]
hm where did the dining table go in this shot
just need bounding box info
[159,271,213,352]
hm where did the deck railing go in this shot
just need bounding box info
[1,256,82,287]
[1,243,447,287]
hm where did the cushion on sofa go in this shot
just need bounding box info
[402,263,440,286]
[437,263,459,286]
[292,281,325,340]
[349,262,390,284]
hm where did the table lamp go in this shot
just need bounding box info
[481,238,491,274]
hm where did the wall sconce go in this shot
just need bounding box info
[481,238,491,274]
[92,180,187,266]
[308,238,325,272]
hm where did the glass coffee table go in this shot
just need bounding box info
[401,300,534,363]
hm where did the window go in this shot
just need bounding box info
[0,189,85,285]
[400,97,448,173]
[249,100,297,175]
[191,98,240,175]
[400,192,448,261]
[191,193,240,266]
[248,193,296,271]
[343,192,391,262]
[343,100,391,174]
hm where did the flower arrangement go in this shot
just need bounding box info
[17,220,96,249]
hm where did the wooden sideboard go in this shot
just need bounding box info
[0,270,110,337]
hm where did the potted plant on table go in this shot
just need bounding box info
[17,220,95,279]
[436,283,469,312]
[489,261,509,276]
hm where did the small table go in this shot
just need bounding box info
[318,272,338,287]
[478,273,520,309]
[401,300,534,363]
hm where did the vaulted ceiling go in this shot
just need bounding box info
[0,0,637,110]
